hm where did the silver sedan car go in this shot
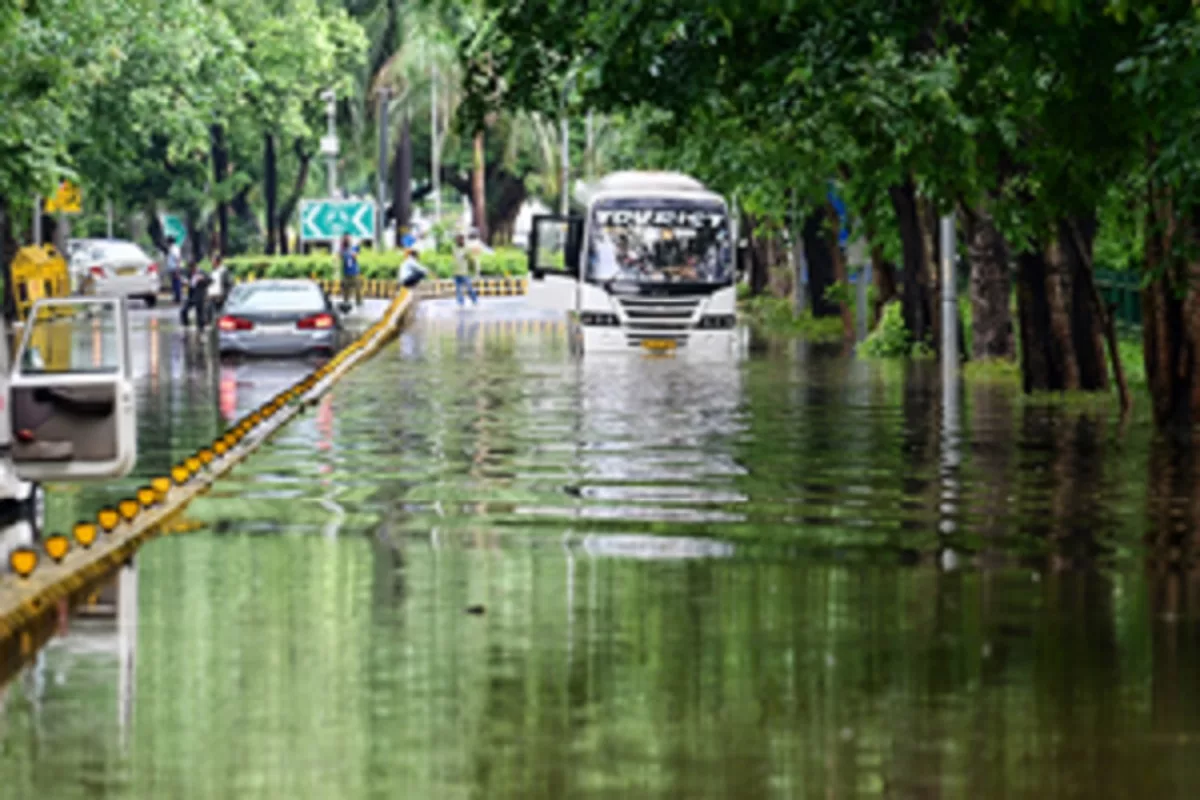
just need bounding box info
[216,280,341,358]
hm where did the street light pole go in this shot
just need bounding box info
[320,90,338,198]
[585,109,594,181]
[431,65,442,223]
[376,87,391,249]
[560,76,572,215]
[32,196,42,246]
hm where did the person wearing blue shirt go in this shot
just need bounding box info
[339,234,362,308]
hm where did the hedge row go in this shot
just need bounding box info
[224,246,528,281]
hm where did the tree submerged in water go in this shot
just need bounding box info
[459,0,1200,426]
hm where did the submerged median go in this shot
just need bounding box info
[0,288,423,646]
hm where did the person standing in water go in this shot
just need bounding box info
[452,233,478,307]
[339,234,363,308]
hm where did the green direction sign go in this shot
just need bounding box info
[299,199,377,241]
[160,213,186,244]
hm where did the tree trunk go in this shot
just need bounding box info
[1015,223,1108,393]
[1059,217,1109,389]
[472,130,487,242]
[870,246,898,326]
[1141,173,1200,429]
[744,216,768,296]
[393,106,413,236]
[265,133,278,255]
[827,201,854,338]
[210,124,230,255]
[486,169,527,245]
[966,206,1014,360]
[0,195,16,321]
[277,141,314,257]
[802,208,839,317]
[888,180,935,348]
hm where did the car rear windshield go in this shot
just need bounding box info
[228,284,325,312]
[91,242,148,262]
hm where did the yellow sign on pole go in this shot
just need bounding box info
[44,181,82,214]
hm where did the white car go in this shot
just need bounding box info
[68,239,161,307]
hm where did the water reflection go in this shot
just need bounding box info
[4,300,1200,796]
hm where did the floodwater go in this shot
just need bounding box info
[2,299,1200,798]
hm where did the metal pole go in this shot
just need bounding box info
[559,99,570,215]
[32,196,42,246]
[585,110,594,180]
[939,211,959,541]
[791,190,807,315]
[325,93,337,198]
[855,263,870,342]
[431,65,442,222]
[106,197,114,238]
[377,88,390,249]
[940,213,958,387]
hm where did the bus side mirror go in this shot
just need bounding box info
[529,215,583,280]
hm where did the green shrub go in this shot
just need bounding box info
[860,301,918,358]
[225,246,528,282]
[740,295,845,342]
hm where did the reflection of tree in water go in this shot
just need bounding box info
[1016,405,1114,563]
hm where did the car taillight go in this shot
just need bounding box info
[297,313,334,330]
[218,316,254,331]
[147,262,158,274]
[89,266,107,278]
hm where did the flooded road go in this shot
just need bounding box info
[2,299,1200,798]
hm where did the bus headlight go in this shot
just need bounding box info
[696,314,736,329]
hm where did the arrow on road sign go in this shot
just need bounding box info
[299,198,377,241]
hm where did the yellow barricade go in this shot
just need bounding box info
[9,245,71,322]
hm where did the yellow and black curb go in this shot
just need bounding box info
[0,289,417,644]
[235,275,528,300]
[417,277,528,298]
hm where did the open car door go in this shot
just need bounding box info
[9,297,137,481]
[527,215,583,313]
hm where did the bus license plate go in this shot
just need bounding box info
[641,339,677,352]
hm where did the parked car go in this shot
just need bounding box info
[216,279,341,358]
[67,239,160,306]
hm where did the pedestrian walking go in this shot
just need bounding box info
[180,261,211,330]
[165,236,183,304]
[339,234,363,309]
[208,253,230,318]
[452,233,478,307]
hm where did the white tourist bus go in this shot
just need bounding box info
[527,171,741,354]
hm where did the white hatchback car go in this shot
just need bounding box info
[68,239,161,307]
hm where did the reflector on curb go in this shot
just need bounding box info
[45,534,69,563]
[214,441,228,456]
[74,522,98,547]
[137,487,157,507]
[171,465,190,484]
[152,476,172,499]
[185,457,201,474]
[98,508,120,532]
[199,449,214,465]
[9,548,36,578]
[118,499,139,521]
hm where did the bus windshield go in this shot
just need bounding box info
[586,198,732,285]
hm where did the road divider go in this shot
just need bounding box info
[235,275,528,300]
[0,288,417,644]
